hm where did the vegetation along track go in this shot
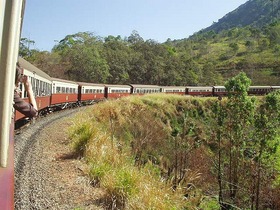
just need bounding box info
[14,107,105,210]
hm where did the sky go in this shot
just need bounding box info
[22,0,248,52]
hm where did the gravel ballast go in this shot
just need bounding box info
[14,108,105,210]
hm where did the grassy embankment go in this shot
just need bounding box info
[68,94,219,209]
[69,92,280,209]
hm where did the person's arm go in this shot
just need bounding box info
[13,75,38,118]
[22,75,38,111]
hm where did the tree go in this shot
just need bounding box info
[127,30,144,44]
[19,38,35,58]
[220,72,256,208]
[253,91,280,209]
[53,32,109,83]
[103,36,131,84]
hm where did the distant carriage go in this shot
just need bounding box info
[248,86,271,95]
[50,78,79,109]
[213,86,227,96]
[160,86,186,95]
[104,84,131,99]
[130,84,161,95]
[186,86,213,96]
[78,82,105,104]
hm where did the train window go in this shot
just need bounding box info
[40,82,44,96]
[40,81,43,95]
[35,79,39,96]
[61,87,65,93]
[56,87,61,93]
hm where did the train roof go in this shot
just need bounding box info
[104,84,131,88]
[51,77,79,85]
[249,86,271,88]
[18,57,52,80]
[129,84,161,88]
[186,86,213,89]
[213,86,226,88]
[77,82,106,87]
[161,86,186,89]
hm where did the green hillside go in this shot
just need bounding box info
[20,0,280,86]
[69,74,280,209]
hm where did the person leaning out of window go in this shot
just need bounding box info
[13,62,38,118]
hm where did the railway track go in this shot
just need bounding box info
[14,107,105,210]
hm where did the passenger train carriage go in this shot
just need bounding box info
[130,84,161,95]
[78,82,105,104]
[160,86,186,95]
[186,86,213,96]
[248,86,271,95]
[213,86,227,96]
[51,78,79,109]
[104,84,131,99]
[15,57,52,121]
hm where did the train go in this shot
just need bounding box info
[15,56,280,122]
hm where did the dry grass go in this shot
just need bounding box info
[68,94,219,209]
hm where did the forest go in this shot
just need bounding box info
[19,22,280,87]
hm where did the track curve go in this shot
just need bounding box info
[14,107,105,210]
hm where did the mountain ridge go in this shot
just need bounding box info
[196,0,280,35]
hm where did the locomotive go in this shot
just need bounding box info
[15,57,280,122]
